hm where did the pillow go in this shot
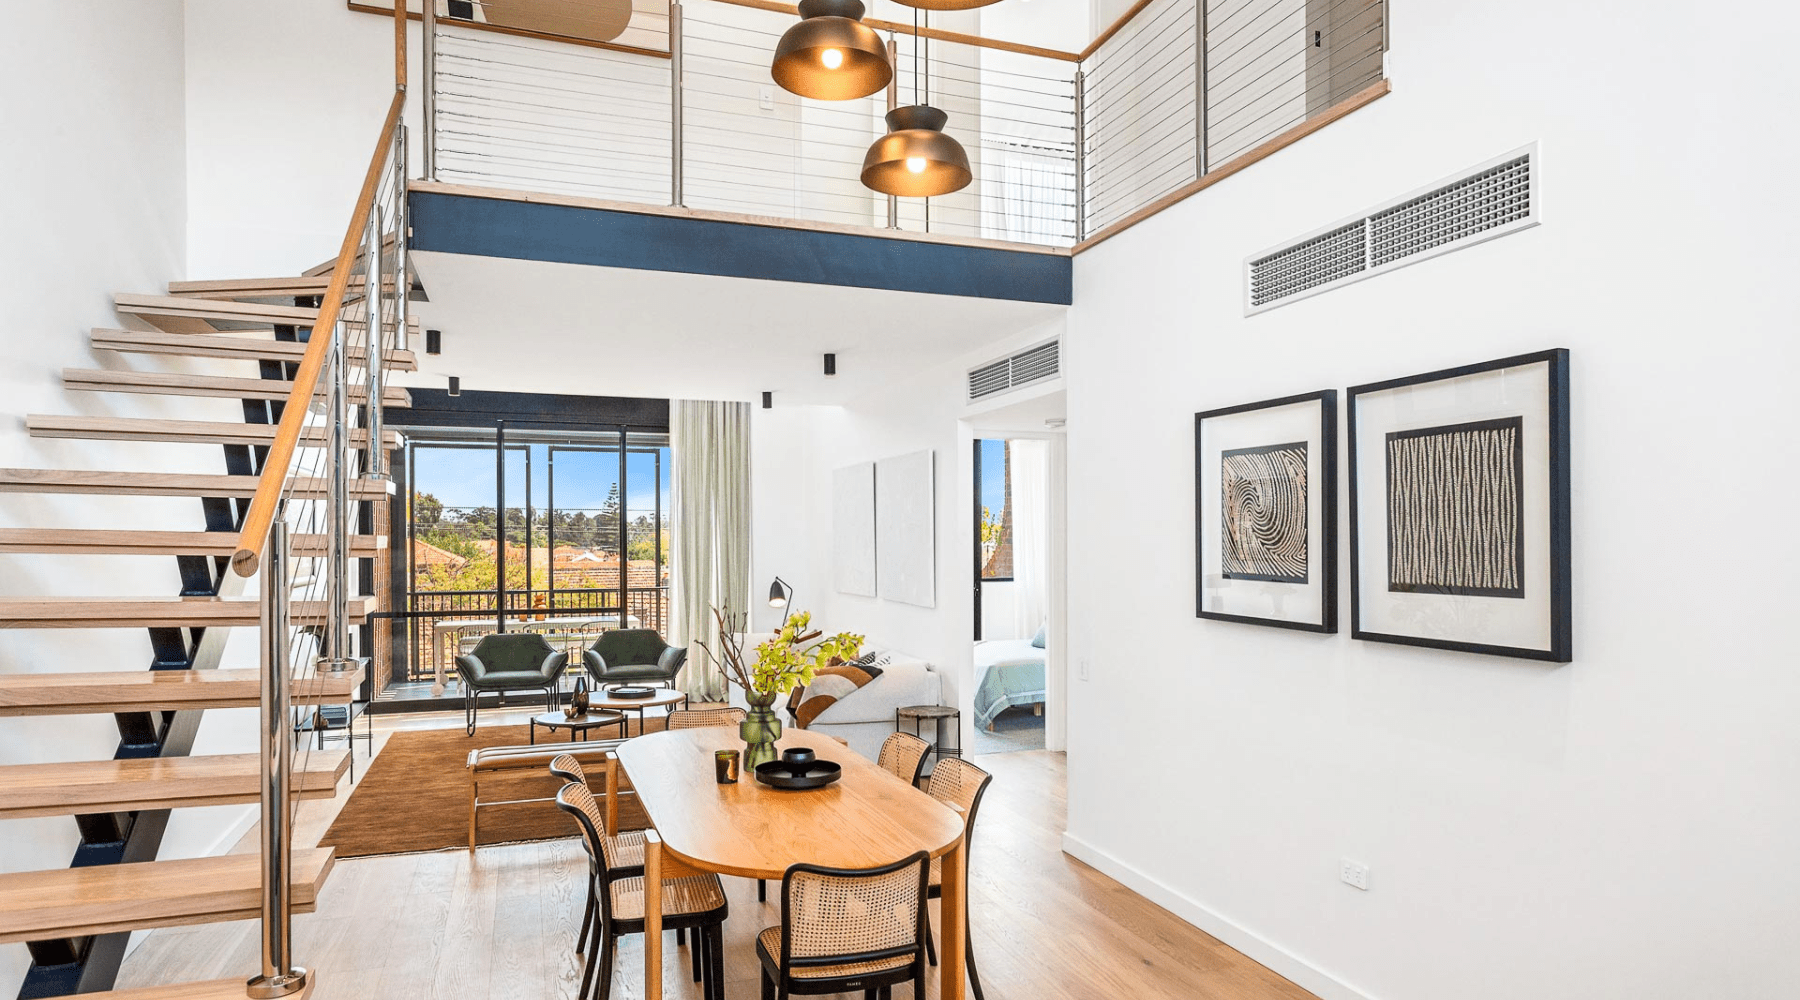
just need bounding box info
[848,649,892,678]
[1030,624,1047,649]
[792,664,880,727]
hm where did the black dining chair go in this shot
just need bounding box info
[757,852,932,1000]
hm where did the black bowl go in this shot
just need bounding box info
[781,747,817,766]
[607,686,655,699]
[754,758,842,790]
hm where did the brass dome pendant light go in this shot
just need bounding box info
[861,12,971,197]
[771,0,892,101]
[887,0,1004,12]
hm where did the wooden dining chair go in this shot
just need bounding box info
[666,706,747,730]
[876,732,932,787]
[757,852,932,1000]
[556,781,730,1000]
[550,754,649,959]
[922,757,994,1000]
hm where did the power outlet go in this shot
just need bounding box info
[1339,859,1370,891]
[1077,659,1090,681]
[758,86,775,111]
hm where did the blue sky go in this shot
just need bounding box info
[979,438,1006,513]
[414,443,671,516]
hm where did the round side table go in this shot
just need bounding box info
[896,704,962,772]
[529,710,626,745]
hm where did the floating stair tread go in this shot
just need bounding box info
[0,665,365,717]
[0,847,334,944]
[26,416,400,449]
[0,529,386,558]
[70,978,315,1000]
[0,751,349,820]
[167,275,332,300]
[92,329,418,371]
[63,369,411,408]
[0,596,376,631]
[0,469,393,501]
[114,293,320,333]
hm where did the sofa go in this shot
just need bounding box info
[727,635,942,763]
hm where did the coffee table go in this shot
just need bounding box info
[588,687,688,736]
[528,710,626,745]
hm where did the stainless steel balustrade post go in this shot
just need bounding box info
[321,320,356,675]
[247,521,305,999]
[365,201,388,481]
[1196,0,1208,177]
[670,0,684,207]
[394,123,410,354]
[423,0,436,180]
[886,34,899,229]
[1073,69,1087,241]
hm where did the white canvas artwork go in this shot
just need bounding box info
[832,462,877,596]
[876,450,935,608]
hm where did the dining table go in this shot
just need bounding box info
[612,726,971,1000]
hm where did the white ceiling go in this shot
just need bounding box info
[405,251,1066,406]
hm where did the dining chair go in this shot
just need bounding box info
[556,781,729,1000]
[549,755,649,959]
[922,756,994,1000]
[876,732,932,788]
[757,852,932,1000]
[666,706,747,730]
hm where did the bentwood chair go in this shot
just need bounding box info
[549,755,648,960]
[922,757,994,1000]
[757,852,932,1000]
[557,782,729,1000]
[666,706,747,730]
[876,732,932,788]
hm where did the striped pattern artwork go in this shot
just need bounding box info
[1220,442,1309,583]
[1385,417,1525,597]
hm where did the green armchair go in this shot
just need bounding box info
[583,629,688,690]
[456,632,571,736]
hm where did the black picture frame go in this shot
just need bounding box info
[1347,349,1572,662]
[1194,389,1338,633]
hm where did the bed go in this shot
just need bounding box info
[972,639,1047,731]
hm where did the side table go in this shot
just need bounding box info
[896,704,962,774]
[529,710,627,745]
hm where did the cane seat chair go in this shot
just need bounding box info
[549,754,649,960]
[876,732,932,787]
[922,756,993,1000]
[756,852,932,1000]
[556,782,729,1000]
[666,706,748,730]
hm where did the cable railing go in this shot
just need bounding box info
[413,0,1384,252]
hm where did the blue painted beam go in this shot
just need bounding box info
[409,190,1072,306]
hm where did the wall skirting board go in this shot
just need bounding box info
[1059,833,1378,1000]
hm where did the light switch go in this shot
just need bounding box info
[759,86,775,111]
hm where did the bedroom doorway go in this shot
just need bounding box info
[969,421,1063,753]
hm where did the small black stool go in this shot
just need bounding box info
[896,704,962,773]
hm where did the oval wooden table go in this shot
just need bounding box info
[613,727,971,1000]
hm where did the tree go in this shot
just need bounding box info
[414,491,443,526]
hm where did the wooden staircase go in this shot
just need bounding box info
[1,277,407,997]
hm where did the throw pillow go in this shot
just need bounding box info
[792,662,884,727]
[1031,624,1047,649]
[849,650,892,678]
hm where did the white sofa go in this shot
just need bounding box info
[728,637,941,763]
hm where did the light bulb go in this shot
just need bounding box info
[906,157,927,173]
[821,48,844,69]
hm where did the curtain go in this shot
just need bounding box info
[669,399,753,701]
[1009,439,1050,641]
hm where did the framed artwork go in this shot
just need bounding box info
[1348,349,1571,661]
[831,462,876,596]
[1194,390,1337,632]
[876,450,935,608]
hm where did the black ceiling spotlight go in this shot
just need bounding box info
[425,329,442,355]
[824,353,837,376]
[448,376,461,397]
[762,391,773,409]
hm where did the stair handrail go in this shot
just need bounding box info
[228,89,404,580]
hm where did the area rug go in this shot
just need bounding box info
[967,707,1046,755]
[319,721,659,858]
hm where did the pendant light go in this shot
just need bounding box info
[886,0,1004,10]
[771,0,892,101]
[861,12,971,197]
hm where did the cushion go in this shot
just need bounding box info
[848,650,891,678]
[597,662,677,682]
[792,666,876,728]
[1030,624,1047,649]
[467,669,556,690]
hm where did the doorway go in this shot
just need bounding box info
[969,434,1056,753]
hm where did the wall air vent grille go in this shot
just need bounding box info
[1246,143,1540,315]
[967,339,1062,402]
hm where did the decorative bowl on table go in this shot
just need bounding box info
[608,686,656,699]
[754,748,842,790]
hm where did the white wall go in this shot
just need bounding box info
[1062,3,1800,999]
[0,3,259,995]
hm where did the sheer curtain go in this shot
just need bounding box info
[670,399,752,701]
[1009,439,1050,640]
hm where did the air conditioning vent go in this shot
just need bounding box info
[968,339,1061,402]
[1246,143,1540,314]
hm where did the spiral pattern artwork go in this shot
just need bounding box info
[1385,416,1524,597]
[1220,442,1309,583]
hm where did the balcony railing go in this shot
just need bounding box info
[408,0,1387,251]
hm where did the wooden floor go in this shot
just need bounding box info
[114,709,1316,1000]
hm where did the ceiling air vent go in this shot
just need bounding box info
[1246,143,1540,315]
[968,339,1061,402]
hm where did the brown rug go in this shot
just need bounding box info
[319,721,660,858]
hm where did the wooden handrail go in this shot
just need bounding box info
[710,0,1084,61]
[1078,0,1157,61]
[229,91,406,579]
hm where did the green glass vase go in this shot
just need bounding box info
[741,690,782,771]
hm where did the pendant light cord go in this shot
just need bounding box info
[913,8,921,107]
